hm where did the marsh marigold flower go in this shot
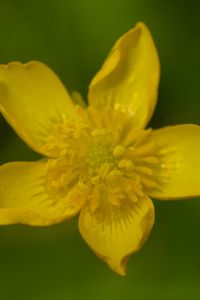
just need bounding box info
[0,23,199,275]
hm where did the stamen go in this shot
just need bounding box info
[88,187,102,212]
[107,190,121,207]
[87,106,102,129]
[128,141,156,157]
[106,170,122,188]
[121,128,140,147]
[98,163,110,179]
[45,106,159,212]
[113,145,125,157]
[139,177,157,189]
[133,128,152,146]
[134,166,153,176]
[118,159,134,170]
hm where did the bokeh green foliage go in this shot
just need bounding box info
[0,0,200,299]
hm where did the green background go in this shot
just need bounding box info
[0,0,200,299]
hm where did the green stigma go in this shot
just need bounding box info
[85,141,116,173]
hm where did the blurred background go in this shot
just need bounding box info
[0,0,200,299]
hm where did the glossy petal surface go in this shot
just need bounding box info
[0,61,76,157]
[89,22,160,129]
[79,196,154,275]
[0,161,84,225]
[149,125,200,199]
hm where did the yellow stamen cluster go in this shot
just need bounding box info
[45,106,159,212]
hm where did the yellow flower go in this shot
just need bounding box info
[0,22,200,276]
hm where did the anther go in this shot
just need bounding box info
[118,159,134,170]
[113,145,125,157]
[98,163,110,179]
[106,169,122,187]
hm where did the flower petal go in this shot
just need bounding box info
[88,22,160,129]
[149,124,200,200]
[79,196,154,275]
[0,61,76,157]
[0,161,84,226]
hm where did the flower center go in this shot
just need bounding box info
[85,144,114,171]
[84,130,116,174]
[44,106,159,212]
